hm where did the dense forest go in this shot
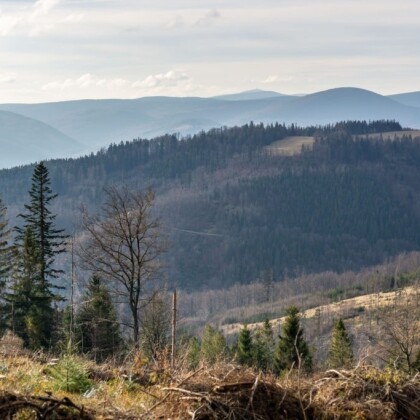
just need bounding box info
[1,119,419,290]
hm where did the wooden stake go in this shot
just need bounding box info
[171,289,177,369]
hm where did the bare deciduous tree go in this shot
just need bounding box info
[376,287,420,373]
[78,186,165,345]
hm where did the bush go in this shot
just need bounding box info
[48,356,92,393]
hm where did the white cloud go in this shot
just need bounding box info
[166,15,184,29]
[42,73,130,90]
[0,0,83,37]
[259,75,293,84]
[32,0,60,18]
[132,70,190,89]
[1,0,420,102]
[39,70,215,100]
[0,73,15,84]
[195,9,221,26]
[260,75,280,84]
[166,9,221,30]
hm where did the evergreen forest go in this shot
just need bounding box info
[1,119,420,290]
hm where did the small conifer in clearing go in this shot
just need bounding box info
[237,325,253,366]
[327,318,353,369]
[274,306,312,374]
[253,319,275,372]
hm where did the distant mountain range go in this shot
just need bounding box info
[1,87,420,169]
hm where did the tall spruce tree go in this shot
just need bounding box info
[75,274,122,362]
[186,336,201,370]
[237,325,253,366]
[253,319,275,372]
[327,318,353,369]
[201,325,226,364]
[8,162,67,349]
[274,306,312,374]
[5,228,55,348]
[16,162,67,284]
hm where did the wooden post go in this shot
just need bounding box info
[171,289,177,369]
[70,237,75,348]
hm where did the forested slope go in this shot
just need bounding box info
[1,120,420,290]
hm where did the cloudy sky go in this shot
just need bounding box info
[0,0,419,103]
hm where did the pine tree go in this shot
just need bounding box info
[274,306,312,374]
[186,336,201,370]
[75,274,122,362]
[327,318,353,369]
[201,325,226,364]
[237,325,253,366]
[253,319,275,372]
[9,162,67,349]
[16,161,67,285]
[4,228,54,348]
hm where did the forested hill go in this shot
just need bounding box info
[1,120,420,290]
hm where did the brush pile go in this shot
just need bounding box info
[0,360,419,419]
[146,364,420,419]
[148,364,309,419]
[0,392,94,419]
[311,366,420,419]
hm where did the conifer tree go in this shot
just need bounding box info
[8,162,67,349]
[16,161,67,285]
[327,318,353,369]
[186,336,201,370]
[75,274,122,362]
[237,325,253,366]
[274,306,312,374]
[201,325,226,364]
[5,228,54,348]
[253,319,275,372]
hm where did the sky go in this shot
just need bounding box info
[0,0,419,103]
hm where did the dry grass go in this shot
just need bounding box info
[264,130,420,159]
[310,366,420,419]
[0,353,153,418]
[140,363,420,419]
[264,136,315,155]
[0,352,419,419]
[220,286,419,337]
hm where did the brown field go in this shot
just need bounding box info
[264,136,315,155]
[263,130,420,158]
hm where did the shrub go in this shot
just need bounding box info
[49,356,92,393]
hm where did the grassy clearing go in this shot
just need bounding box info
[0,357,418,419]
[264,131,420,158]
[220,286,419,337]
[0,353,154,418]
[264,136,315,155]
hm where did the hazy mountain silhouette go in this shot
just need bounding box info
[388,91,420,108]
[214,89,287,101]
[0,110,82,169]
[1,87,420,169]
